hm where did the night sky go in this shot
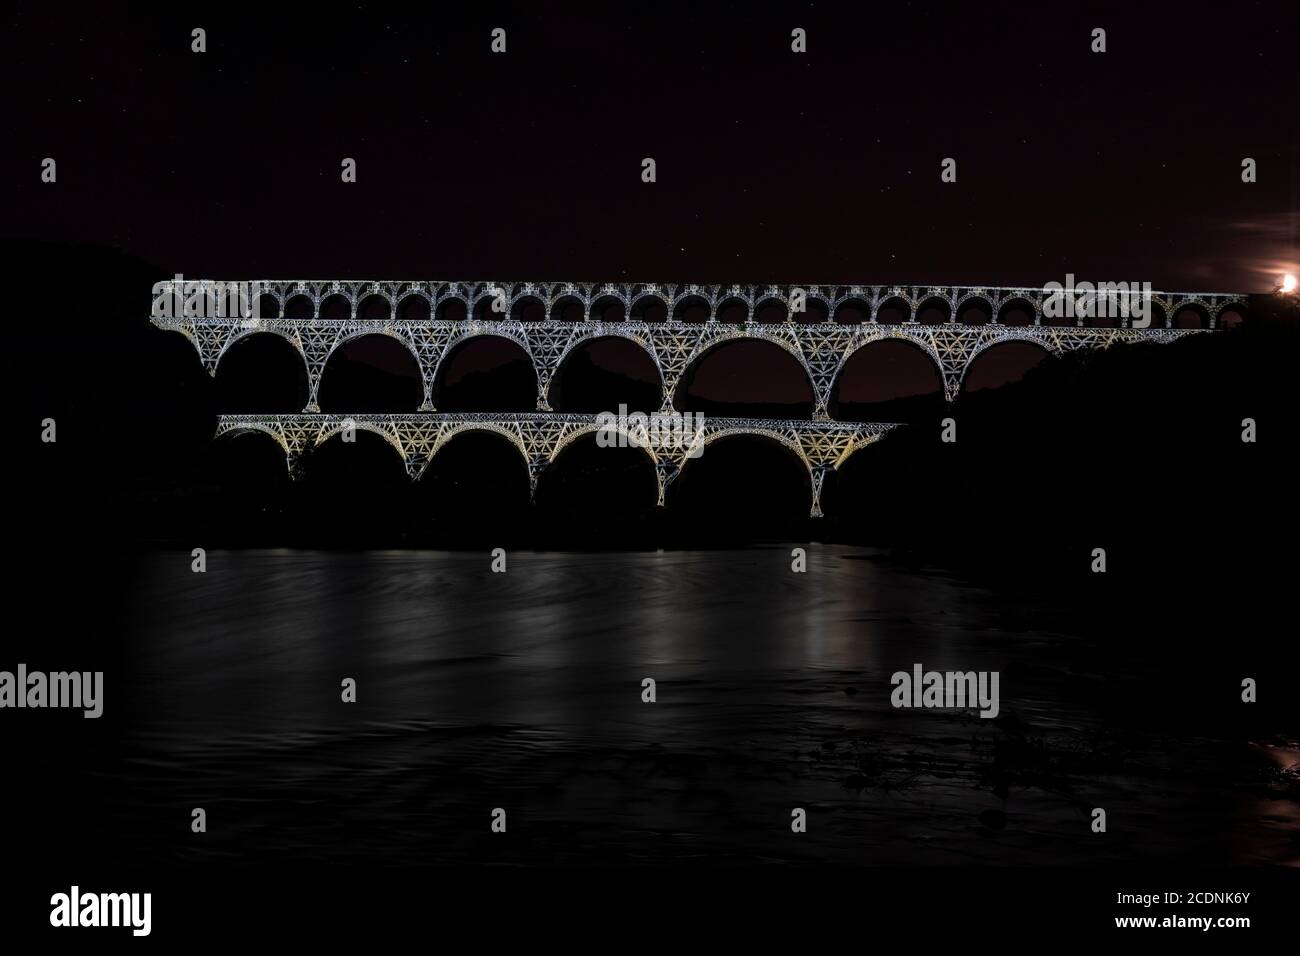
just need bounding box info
[6,4,1296,291]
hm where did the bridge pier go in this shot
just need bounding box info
[526,460,546,500]
[809,464,832,519]
[654,461,681,508]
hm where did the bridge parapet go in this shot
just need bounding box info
[155,279,1246,331]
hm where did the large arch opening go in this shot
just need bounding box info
[434,335,536,411]
[295,430,412,537]
[534,434,659,536]
[214,332,309,412]
[831,340,944,422]
[670,434,810,536]
[200,430,292,533]
[675,339,814,418]
[417,431,531,537]
[548,337,661,413]
[319,334,422,412]
[960,341,1051,394]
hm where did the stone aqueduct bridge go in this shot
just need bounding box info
[154,279,1243,517]
[153,279,1245,415]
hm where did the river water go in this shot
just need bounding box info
[97,546,1298,867]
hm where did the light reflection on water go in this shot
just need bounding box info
[105,546,1295,866]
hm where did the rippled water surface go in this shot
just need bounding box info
[101,547,1298,866]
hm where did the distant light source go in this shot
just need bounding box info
[1282,273,1298,294]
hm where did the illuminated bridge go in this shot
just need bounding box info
[214,413,897,517]
[153,279,1242,416]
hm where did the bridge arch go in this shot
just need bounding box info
[830,337,944,421]
[997,296,1036,326]
[432,332,536,411]
[320,292,352,320]
[550,293,587,322]
[319,331,423,412]
[875,295,911,325]
[417,428,532,523]
[202,428,295,522]
[630,293,668,323]
[674,335,815,417]
[753,296,790,324]
[214,330,310,412]
[671,431,813,524]
[959,336,1054,394]
[1171,301,1212,329]
[551,422,663,466]
[426,422,526,466]
[356,292,393,321]
[213,421,291,461]
[955,293,994,325]
[394,292,430,321]
[319,419,406,457]
[591,292,628,322]
[296,428,413,531]
[1216,301,1248,329]
[793,293,831,324]
[549,333,663,412]
[284,293,314,320]
[915,295,952,324]
[715,295,750,324]
[256,292,282,319]
[833,295,871,324]
[534,432,660,518]
[673,292,712,324]
[434,294,467,323]
[510,292,547,323]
